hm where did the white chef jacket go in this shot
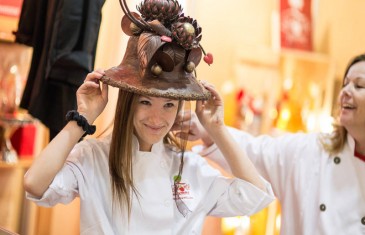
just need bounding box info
[26,135,274,235]
[200,128,365,235]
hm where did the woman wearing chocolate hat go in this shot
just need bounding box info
[184,53,365,235]
[23,0,274,234]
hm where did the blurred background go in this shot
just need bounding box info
[0,0,364,234]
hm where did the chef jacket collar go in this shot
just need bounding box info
[132,134,165,155]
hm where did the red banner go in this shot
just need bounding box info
[280,0,312,51]
[0,0,23,18]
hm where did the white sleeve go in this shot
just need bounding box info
[26,161,80,207]
[196,127,252,174]
[197,127,312,200]
[206,176,275,217]
[26,143,93,207]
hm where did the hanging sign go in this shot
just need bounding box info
[0,0,23,18]
[280,0,312,51]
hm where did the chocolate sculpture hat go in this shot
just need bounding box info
[101,0,213,100]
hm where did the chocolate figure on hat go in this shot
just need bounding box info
[101,0,213,100]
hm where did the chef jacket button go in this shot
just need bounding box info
[361,216,365,225]
[160,161,166,168]
[319,204,326,211]
[333,156,341,164]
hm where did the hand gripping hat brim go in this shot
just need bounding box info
[100,0,211,101]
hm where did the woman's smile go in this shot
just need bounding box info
[144,123,165,133]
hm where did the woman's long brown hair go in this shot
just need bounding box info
[109,89,137,217]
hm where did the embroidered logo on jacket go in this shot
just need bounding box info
[172,182,193,199]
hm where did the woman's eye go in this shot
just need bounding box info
[140,100,150,105]
[165,103,175,108]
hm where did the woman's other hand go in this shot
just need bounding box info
[76,69,108,123]
[195,81,224,132]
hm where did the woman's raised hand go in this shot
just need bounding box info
[195,81,225,132]
[76,69,108,124]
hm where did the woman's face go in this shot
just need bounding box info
[339,61,365,132]
[133,95,179,151]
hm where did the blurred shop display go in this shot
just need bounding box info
[0,0,38,163]
[273,50,335,134]
[0,41,36,234]
[232,45,335,136]
[0,113,33,163]
[0,44,29,115]
[222,200,281,235]
[0,42,35,163]
[235,88,265,136]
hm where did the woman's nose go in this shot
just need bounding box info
[341,83,353,96]
[148,109,162,122]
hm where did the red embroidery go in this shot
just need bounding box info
[172,182,193,199]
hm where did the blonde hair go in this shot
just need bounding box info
[320,122,347,155]
[109,89,186,217]
[320,53,365,154]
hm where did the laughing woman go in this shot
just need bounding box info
[187,53,365,235]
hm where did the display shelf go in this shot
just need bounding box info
[234,46,335,135]
[0,159,32,234]
[277,49,335,133]
[0,159,32,168]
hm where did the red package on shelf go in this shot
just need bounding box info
[10,124,36,158]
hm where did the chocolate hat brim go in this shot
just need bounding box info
[101,37,211,101]
[101,69,211,100]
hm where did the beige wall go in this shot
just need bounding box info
[187,0,365,86]
[189,0,275,89]
[314,0,365,78]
